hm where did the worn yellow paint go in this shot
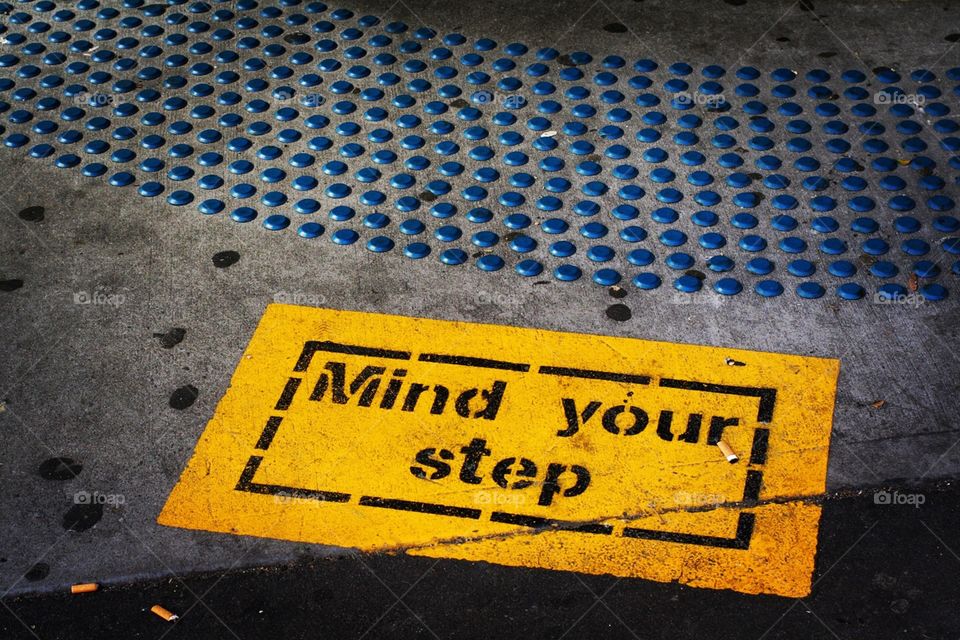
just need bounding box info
[159,304,840,597]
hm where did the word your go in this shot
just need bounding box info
[558,398,740,445]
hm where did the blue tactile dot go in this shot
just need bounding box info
[475,254,504,272]
[509,235,537,253]
[297,222,324,239]
[920,284,948,301]
[876,283,908,301]
[592,268,621,286]
[511,258,543,278]
[230,207,257,223]
[797,282,826,299]
[138,182,164,198]
[673,274,702,293]
[836,283,866,300]
[714,278,742,295]
[902,239,930,256]
[263,214,290,231]
[361,214,390,230]
[727,213,756,230]
[869,261,899,279]
[827,260,857,278]
[755,279,784,298]
[554,264,581,281]
[472,230,500,247]
[331,229,360,245]
[198,199,225,215]
[699,232,726,250]
[399,219,426,235]
[166,190,194,206]
[665,252,695,270]
[366,236,394,252]
[620,248,653,268]
[739,235,767,252]
[706,256,734,273]
[746,258,774,276]
[911,260,939,278]
[632,272,661,290]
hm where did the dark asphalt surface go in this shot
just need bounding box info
[3,478,956,640]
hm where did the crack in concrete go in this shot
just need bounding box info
[364,486,872,555]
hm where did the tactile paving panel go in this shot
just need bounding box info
[1,0,958,300]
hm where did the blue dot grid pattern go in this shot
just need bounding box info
[0,0,958,302]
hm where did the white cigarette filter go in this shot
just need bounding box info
[151,605,179,622]
[717,440,739,463]
[70,583,98,594]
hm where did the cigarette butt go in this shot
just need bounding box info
[151,605,179,622]
[70,583,98,594]
[717,440,739,463]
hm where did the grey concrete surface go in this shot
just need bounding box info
[1,0,959,596]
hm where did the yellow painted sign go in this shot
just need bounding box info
[159,305,840,597]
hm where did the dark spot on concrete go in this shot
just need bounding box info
[170,385,199,410]
[38,457,82,481]
[946,33,960,43]
[818,51,837,58]
[154,328,187,349]
[418,190,438,202]
[556,589,593,607]
[0,279,24,292]
[726,358,747,367]
[723,0,747,6]
[62,503,103,532]
[449,98,468,109]
[313,587,334,602]
[533,280,549,285]
[603,22,628,33]
[24,562,49,582]
[609,286,627,299]
[503,232,521,242]
[283,32,310,45]
[799,0,815,11]
[685,270,707,281]
[17,206,44,222]
[212,251,240,268]
[890,598,910,614]
[776,36,790,42]
[605,304,632,322]
[557,54,577,66]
